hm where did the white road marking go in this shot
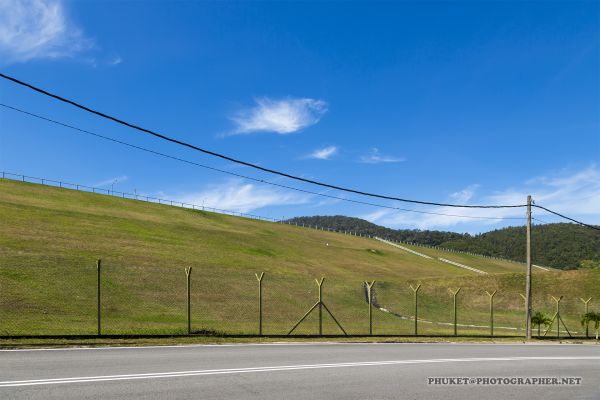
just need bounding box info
[1,356,599,387]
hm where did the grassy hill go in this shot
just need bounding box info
[1,178,598,337]
[287,216,600,270]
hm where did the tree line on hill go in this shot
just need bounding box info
[285,216,600,270]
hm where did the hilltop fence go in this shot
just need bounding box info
[0,259,595,338]
[0,172,527,266]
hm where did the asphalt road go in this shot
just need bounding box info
[1,343,599,399]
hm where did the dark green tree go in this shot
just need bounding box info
[531,311,552,338]
[581,312,600,340]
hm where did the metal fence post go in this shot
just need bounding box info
[451,288,461,336]
[410,284,421,336]
[543,295,571,338]
[554,296,562,339]
[486,290,497,337]
[255,272,265,335]
[287,277,346,336]
[364,281,375,335]
[580,297,592,338]
[317,278,324,335]
[519,293,527,336]
[185,267,192,334]
[96,259,101,336]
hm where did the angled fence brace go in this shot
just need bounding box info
[255,272,265,336]
[450,288,461,336]
[543,296,572,338]
[485,290,497,337]
[185,267,192,334]
[318,278,323,334]
[364,281,375,335]
[580,297,592,338]
[410,284,421,336]
[288,278,347,336]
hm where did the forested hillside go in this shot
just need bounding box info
[443,223,600,270]
[287,216,600,270]
[287,216,466,245]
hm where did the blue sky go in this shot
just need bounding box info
[0,0,598,233]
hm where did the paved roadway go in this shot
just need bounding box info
[1,343,599,399]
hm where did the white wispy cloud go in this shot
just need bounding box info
[306,146,338,160]
[229,97,327,135]
[359,148,405,164]
[0,0,94,64]
[361,165,600,231]
[180,180,311,214]
[108,55,122,66]
[449,184,480,204]
[488,165,600,217]
[93,175,128,188]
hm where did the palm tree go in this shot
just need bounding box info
[531,311,552,338]
[581,312,600,340]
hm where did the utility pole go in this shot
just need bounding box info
[525,195,533,340]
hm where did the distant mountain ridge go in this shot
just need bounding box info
[286,216,600,270]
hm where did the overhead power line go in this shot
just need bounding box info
[532,217,552,225]
[0,103,525,221]
[533,204,600,231]
[0,73,526,209]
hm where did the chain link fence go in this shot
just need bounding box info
[1,259,596,338]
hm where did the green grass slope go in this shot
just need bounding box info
[289,215,600,270]
[0,178,597,336]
